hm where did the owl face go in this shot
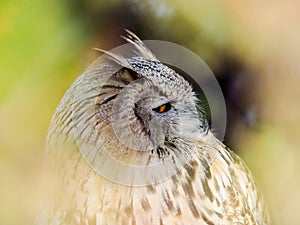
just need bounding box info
[107,57,205,160]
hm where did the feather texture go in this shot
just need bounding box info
[37,31,270,225]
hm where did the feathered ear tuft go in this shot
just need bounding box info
[121,29,159,62]
[93,48,132,69]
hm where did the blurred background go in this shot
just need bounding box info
[1,0,300,224]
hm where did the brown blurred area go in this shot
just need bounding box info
[1,0,300,224]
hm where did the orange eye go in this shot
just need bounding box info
[159,105,167,113]
[153,102,172,113]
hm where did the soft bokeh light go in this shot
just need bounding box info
[1,0,300,224]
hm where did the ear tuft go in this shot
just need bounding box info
[121,29,159,62]
[94,48,132,69]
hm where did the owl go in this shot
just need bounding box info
[37,31,270,225]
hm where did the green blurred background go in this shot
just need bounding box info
[1,0,300,224]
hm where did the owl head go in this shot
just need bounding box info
[72,30,209,185]
[98,31,208,154]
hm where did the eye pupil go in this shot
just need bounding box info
[153,102,172,113]
[159,105,166,113]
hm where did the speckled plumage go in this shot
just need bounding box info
[37,31,270,225]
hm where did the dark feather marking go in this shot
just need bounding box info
[159,218,164,225]
[185,163,196,181]
[188,199,200,218]
[176,205,182,216]
[99,94,117,105]
[204,166,212,179]
[213,177,220,192]
[190,159,199,167]
[101,84,124,89]
[202,179,214,202]
[201,213,214,225]
[141,198,151,211]
[114,68,140,83]
[164,191,175,213]
[182,182,195,198]
[171,188,180,197]
[146,185,156,194]
[199,157,209,170]
[171,175,179,185]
